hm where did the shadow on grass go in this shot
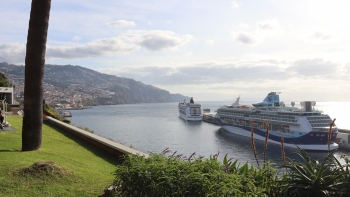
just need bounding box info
[43,121,122,166]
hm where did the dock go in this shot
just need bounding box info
[202,114,218,125]
[57,110,72,117]
[337,129,350,151]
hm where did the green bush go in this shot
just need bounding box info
[62,119,71,124]
[111,150,270,197]
[44,104,71,124]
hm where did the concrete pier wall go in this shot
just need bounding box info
[46,116,149,158]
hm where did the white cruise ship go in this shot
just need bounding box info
[215,92,339,151]
[178,97,202,121]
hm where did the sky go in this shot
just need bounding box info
[1,0,350,102]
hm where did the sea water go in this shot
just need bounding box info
[69,101,350,166]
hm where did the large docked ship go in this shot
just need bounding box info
[215,92,339,151]
[178,97,202,121]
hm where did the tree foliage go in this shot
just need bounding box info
[0,72,12,87]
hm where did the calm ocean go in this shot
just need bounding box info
[68,101,350,165]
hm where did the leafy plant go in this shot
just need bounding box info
[280,147,348,197]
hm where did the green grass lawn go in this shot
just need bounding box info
[0,115,121,197]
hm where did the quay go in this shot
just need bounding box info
[57,110,72,117]
[202,114,218,125]
[202,108,219,125]
[337,129,350,151]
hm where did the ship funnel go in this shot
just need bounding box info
[302,101,312,112]
[253,92,281,108]
[262,92,280,103]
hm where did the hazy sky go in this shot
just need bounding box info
[1,0,350,101]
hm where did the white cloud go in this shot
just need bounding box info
[148,21,152,26]
[309,31,333,40]
[46,37,140,59]
[0,43,25,63]
[108,20,136,28]
[185,52,193,56]
[257,20,276,31]
[239,23,249,29]
[73,36,81,41]
[256,19,283,35]
[232,19,282,45]
[342,63,350,75]
[120,30,193,51]
[287,58,339,77]
[231,31,257,45]
[0,30,194,60]
[205,39,215,45]
[231,1,240,8]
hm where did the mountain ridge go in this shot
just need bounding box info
[0,62,190,105]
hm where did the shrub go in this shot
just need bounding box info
[43,104,71,124]
[62,119,71,124]
[111,150,269,197]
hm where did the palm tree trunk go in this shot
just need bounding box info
[22,0,51,151]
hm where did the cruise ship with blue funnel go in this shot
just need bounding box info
[215,92,338,151]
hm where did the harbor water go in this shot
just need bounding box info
[68,101,350,166]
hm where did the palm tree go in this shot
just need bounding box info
[22,0,51,151]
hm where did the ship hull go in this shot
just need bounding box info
[217,118,338,151]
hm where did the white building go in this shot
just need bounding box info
[0,87,14,105]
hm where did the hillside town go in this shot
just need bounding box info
[5,75,115,109]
